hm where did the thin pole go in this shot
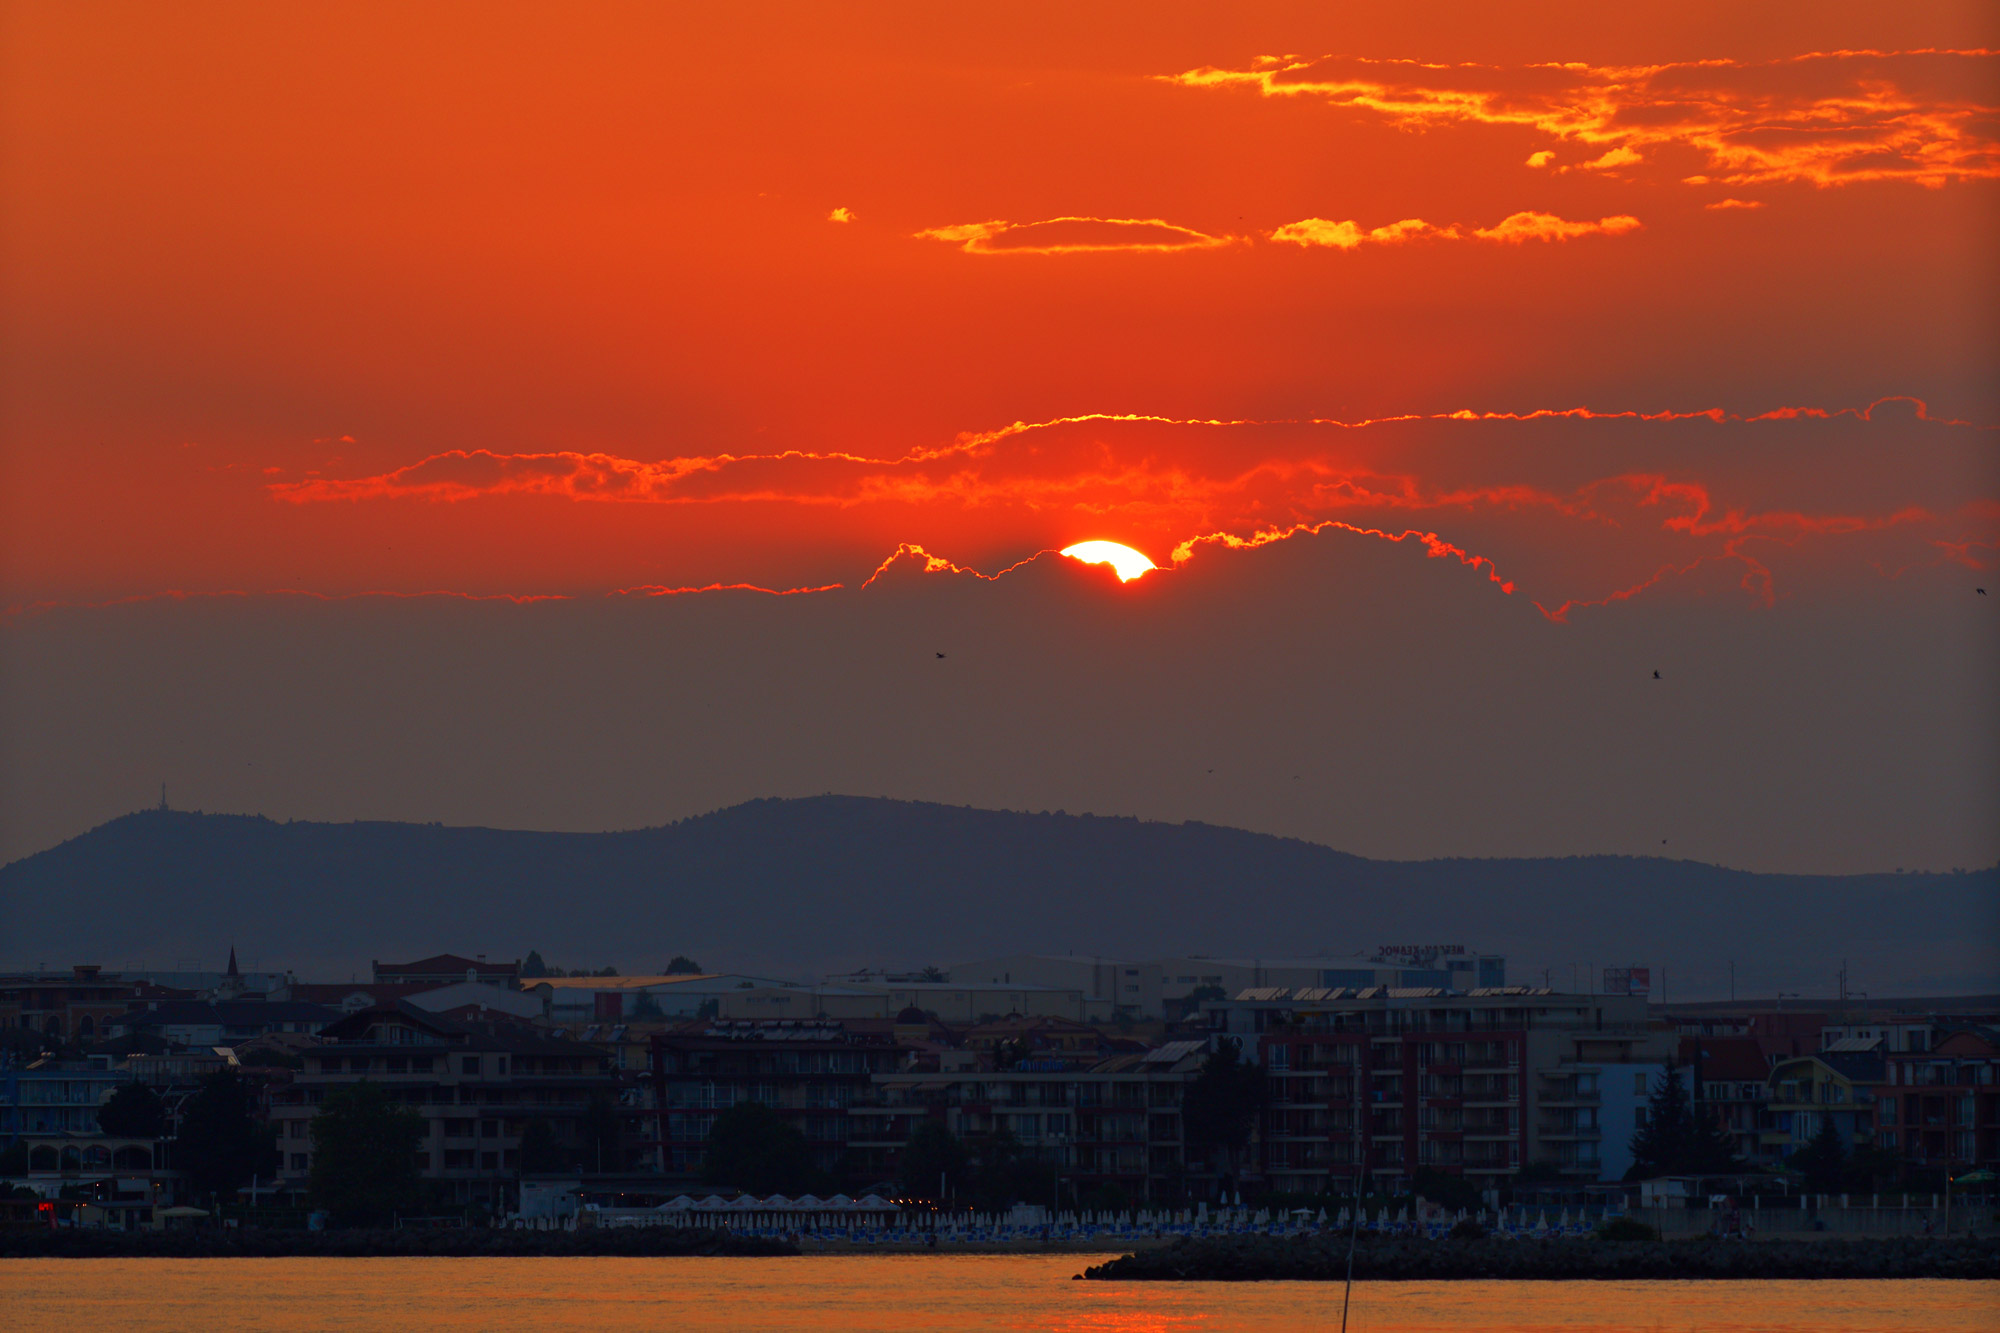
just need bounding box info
[1340,1159,1364,1333]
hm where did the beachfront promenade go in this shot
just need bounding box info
[544,1197,1984,1246]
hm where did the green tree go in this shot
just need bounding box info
[1624,1064,1736,1177]
[518,1117,566,1173]
[1788,1116,1848,1193]
[964,1128,1053,1212]
[1627,1065,1740,1179]
[1182,1041,1266,1177]
[1627,1065,1693,1178]
[97,1082,168,1139]
[916,966,947,982]
[237,1047,304,1071]
[521,950,552,979]
[1683,1103,1743,1174]
[665,956,703,975]
[176,1068,279,1201]
[701,1102,814,1195]
[309,1082,425,1225]
[897,1119,971,1203]
[1847,1142,1904,1192]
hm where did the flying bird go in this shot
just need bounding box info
[1652,670,1661,679]
[935,652,946,659]
[1980,588,1988,595]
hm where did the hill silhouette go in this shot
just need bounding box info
[3,798,1993,995]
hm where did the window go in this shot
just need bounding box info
[289,1153,308,1170]
[319,1057,341,1073]
[385,1057,406,1074]
[1634,1073,1647,1095]
[481,1151,500,1169]
[461,1056,481,1076]
[288,1120,308,1138]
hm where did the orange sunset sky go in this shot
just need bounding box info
[2,2,1995,873]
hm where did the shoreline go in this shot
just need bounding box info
[0,1227,795,1260]
[5,1229,1999,1278]
[1079,1234,2000,1281]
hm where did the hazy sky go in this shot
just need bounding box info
[3,3,1995,872]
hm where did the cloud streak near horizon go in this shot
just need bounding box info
[0,397,1937,624]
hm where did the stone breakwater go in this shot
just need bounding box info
[1080,1233,2000,1281]
[0,1226,797,1260]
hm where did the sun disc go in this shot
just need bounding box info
[1060,540,1157,582]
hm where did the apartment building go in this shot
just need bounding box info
[110,999,340,1046]
[1876,1026,1999,1172]
[649,1020,902,1180]
[270,1001,618,1207]
[953,949,1508,1021]
[1763,1050,1884,1160]
[1208,986,1665,1192]
[845,1040,1207,1201]
[719,982,1084,1024]
[0,1057,129,1137]
[532,974,781,1023]
[0,966,138,1044]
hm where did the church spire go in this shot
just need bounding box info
[226,944,240,978]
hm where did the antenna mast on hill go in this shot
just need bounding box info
[159,782,169,812]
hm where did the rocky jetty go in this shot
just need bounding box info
[1081,1233,2000,1281]
[0,1226,796,1260]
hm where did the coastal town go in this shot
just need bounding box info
[4,945,1994,1235]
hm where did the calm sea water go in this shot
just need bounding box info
[2,1255,1993,1331]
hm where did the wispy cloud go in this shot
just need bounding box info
[1167,49,2000,188]
[1270,211,1641,248]
[257,399,1993,620]
[916,216,1236,255]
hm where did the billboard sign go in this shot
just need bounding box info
[1374,944,1466,963]
[1602,967,1652,996]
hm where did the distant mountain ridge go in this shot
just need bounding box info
[2,798,1993,996]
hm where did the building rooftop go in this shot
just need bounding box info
[530,975,721,990]
[374,954,518,977]
[1681,1036,1770,1082]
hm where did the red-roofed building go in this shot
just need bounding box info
[1680,1035,1771,1165]
[372,955,520,987]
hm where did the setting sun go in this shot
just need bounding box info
[1060,541,1158,582]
